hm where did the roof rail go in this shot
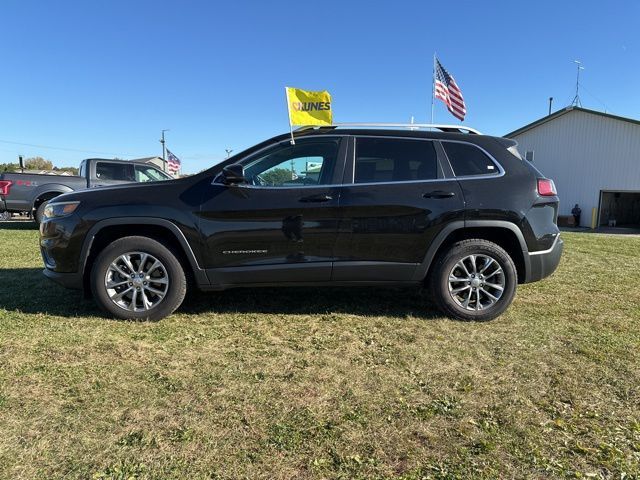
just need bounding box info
[295,123,482,135]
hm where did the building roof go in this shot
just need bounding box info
[505,106,640,138]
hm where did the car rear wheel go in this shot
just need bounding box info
[90,236,187,321]
[429,239,517,321]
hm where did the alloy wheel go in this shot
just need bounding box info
[104,251,170,312]
[447,254,505,311]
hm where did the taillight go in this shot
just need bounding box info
[0,180,12,196]
[537,178,557,196]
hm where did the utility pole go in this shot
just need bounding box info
[571,60,584,107]
[548,97,553,115]
[225,148,233,158]
[160,129,170,172]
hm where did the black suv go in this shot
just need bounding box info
[39,125,563,321]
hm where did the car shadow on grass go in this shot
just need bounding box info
[0,221,38,230]
[0,267,100,317]
[0,267,441,320]
[0,268,441,318]
[182,286,441,319]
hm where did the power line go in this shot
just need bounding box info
[0,147,21,154]
[0,139,135,157]
[578,83,610,112]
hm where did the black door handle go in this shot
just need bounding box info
[423,191,456,199]
[299,194,333,203]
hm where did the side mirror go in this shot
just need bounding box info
[221,163,246,185]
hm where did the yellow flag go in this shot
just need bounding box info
[286,87,333,126]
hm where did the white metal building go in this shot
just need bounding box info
[506,106,640,227]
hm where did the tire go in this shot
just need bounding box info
[90,236,187,321]
[428,239,517,322]
[34,201,49,225]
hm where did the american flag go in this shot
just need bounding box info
[166,149,181,174]
[434,58,467,121]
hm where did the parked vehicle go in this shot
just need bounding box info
[0,158,172,224]
[39,124,563,321]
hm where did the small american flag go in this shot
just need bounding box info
[166,149,181,174]
[434,58,467,121]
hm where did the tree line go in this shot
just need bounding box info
[0,157,79,175]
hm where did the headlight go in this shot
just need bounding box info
[43,201,80,219]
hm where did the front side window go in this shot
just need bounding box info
[442,142,499,177]
[135,165,170,182]
[354,138,438,183]
[95,162,134,181]
[242,139,340,187]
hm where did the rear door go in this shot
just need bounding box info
[332,135,464,281]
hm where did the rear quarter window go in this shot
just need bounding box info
[442,142,499,177]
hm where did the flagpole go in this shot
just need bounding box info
[160,129,169,173]
[430,53,436,124]
[285,87,295,145]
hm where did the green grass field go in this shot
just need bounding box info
[0,224,638,479]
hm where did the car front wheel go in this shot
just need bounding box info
[429,239,517,321]
[90,236,187,321]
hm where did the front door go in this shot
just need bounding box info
[199,136,346,286]
[333,136,465,281]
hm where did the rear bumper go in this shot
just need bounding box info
[0,197,30,213]
[524,235,563,283]
[43,268,83,290]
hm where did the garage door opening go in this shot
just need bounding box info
[598,191,640,227]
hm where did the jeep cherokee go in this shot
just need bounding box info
[39,124,563,321]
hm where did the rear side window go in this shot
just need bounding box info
[355,138,438,183]
[95,162,134,181]
[442,142,499,177]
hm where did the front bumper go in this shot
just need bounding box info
[40,213,88,290]
[43,268,83,290]
[524,235,563,283]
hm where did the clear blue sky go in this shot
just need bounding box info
[1,0,638,173]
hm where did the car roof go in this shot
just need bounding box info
[83,158,161,166]
[285,128,514,149]
[199,127,517,179]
